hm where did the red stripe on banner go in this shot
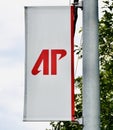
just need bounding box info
[71,6,75,121]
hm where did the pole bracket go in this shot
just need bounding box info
[73,1,83,10]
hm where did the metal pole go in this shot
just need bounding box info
[83,0,100,130]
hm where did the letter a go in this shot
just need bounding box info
[32,50,49,75]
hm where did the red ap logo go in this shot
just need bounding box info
[31,49,67,75]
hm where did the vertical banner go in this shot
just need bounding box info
[24,6,75,121]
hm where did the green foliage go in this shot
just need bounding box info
[99,0,113,67]
[99,0,113,129]
[50,120,83,130]
[74,45,82,58]
[46,0,113,129]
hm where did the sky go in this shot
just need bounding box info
[0,0,103,130]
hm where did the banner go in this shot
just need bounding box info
[24,6,75,121]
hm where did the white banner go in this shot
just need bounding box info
[24,6,75,121]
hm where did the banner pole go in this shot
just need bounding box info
[83,0,100,129]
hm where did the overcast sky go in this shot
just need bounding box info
[0,0,103,130]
